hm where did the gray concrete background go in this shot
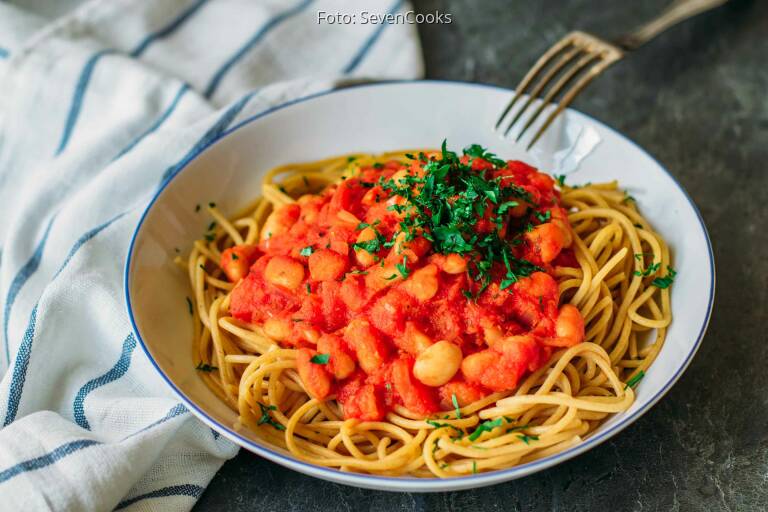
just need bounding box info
[195,0,768,510]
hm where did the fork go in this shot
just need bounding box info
[496,0,729,149]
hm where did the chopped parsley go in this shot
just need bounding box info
[395,255,410,279]
[305,283,312,294]
[372,141,541,298]
[373,162,384,169]
[194,204,200,212]
[624,370,645,390]
[505,423,530,434]
[451,393,461,419]
[472,461,478,474]
[517,434,539,445]
[349,269,369,275]
[185,297,193,315]
[231,253,239,260]
[534,210,551,223]
[463,143,506,167]
[634,261,660,277]
[426,419,464,438]
[352,227,386,254]
[208,202,216,208]
[555,174,566,187]
[468,418,504,442]
[195,362,218,372]
[310,353,330,365]
[651,267,677,289]
[204,233,215,242]
[207,221,216,231]
[299,246,314,257]
[257,402,285,430]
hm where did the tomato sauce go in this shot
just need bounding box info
[226,153,584,421]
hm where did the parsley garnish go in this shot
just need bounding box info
[463,143,506,167]
[468,418,504,441]
[373,162,384,169]
[231,253,239,260]
[472,461,478,474]
[204,233,215,242]
[624,370,645,390]
[451,393,461,419]
[310,353,330,364]
[395,255,410,279]
[208,202,216,208]
[185,297,193,315]
[534,210,551,223]
[349,269,368,275]
[555,174,566,187]
[651,267,677,289]
[426,419,464,438]
[257,402,285,430]
[373,142,543,298]
[300,246,314,257]
[305,283,311,294]
[634,261,660,277]
[195,362,218,372]
[207,221,216,231]
[517,434,539,445]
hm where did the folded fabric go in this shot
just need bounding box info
[0,0,423,509]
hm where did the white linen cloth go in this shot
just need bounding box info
[0,1,423,509]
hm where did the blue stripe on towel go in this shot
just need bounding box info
[127,403,188,439]
[159,89,257,185]
[3,216,55,364]
[3,213,124,424]
[0,439,100,484]
[55,49,116,156]
[73,334,137,430]
[343,0,404,73]
[56,1,207,156]
[203,0,313,99]
[0,47,8,59]
[4,305,38,426]
[113,83,190,161]
[115,484,204,510]
[52,211,128,279]
[130,0,211,57]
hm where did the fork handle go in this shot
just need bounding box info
[615,0,729,50]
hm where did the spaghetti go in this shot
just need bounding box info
[179,146,673,477]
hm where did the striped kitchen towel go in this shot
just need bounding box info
[0,0,423,510]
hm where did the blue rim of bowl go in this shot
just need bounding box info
[124,79,715,490]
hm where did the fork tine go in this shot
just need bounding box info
[514,52,601,143]
[502,46,583,136]
[494,36,576,130]
[526,55,621,149]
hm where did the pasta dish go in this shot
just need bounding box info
[179,142,674,477]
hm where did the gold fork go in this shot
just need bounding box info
[496,0,729,149]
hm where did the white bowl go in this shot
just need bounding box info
[125,81,715,492]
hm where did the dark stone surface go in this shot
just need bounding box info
[195,1,768,510]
